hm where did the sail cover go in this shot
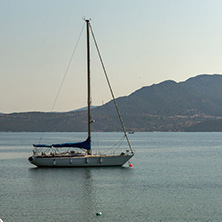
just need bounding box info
[33,144,52,148]
[52,137,91,150]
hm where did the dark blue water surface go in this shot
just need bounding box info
[1,132,222,222]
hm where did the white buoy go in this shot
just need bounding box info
[0,218,4,222]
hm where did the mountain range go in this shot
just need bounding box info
[1,74,222,132]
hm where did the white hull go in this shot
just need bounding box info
[28,154,133,167]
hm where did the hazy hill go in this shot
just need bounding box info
[182,74,222,116]
[113,74,222,117]
[1,74,222,132]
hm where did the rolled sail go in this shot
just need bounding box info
[52,137,91,150]
[33,144,52,148]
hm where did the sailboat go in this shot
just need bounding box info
[28,19,134,167]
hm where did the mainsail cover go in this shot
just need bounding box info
[52,137,91,150]
[33,144,52,148]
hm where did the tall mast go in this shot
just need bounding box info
[86,19,91,155]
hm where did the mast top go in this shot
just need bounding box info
[83,18,91,22]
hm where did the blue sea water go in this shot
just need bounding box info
[1,132,222,222]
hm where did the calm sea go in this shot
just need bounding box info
[1,132,222,222]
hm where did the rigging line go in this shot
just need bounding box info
[89,23,134,155]
[112,139,125,153]
[38,23,85,144]
[51,22,85,112]
[110,135,125,150]
[102,136,125,154]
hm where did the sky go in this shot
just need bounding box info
[1,0,222,113]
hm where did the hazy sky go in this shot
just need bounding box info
[1,0,222,113]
